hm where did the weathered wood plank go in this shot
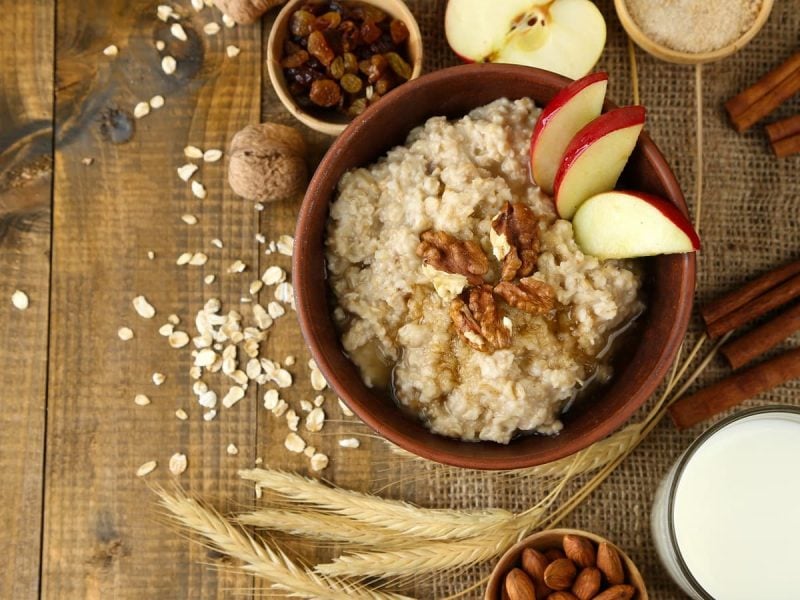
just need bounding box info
[43,1,262,597]
[0,1,54,598]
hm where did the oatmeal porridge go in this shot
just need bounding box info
[325,97,643,444]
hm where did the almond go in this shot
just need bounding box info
[505,568,536,600]
[521,547,549,583]
[545,548,567,562]
[571,567,602,600]
[563,535,596,568]
[543,558,577,591]
[547,592,578,600]
[597,543,625,586]
[593,584,636,600]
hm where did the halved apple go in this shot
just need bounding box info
[553,105,646,219]
[573,190,701,258]
[445,0,606,79]
[530,72,608,195]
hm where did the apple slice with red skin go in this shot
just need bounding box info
[530,72,608,195]
[572,190,701,259]
[444,0,606,79]
[553,105,646,219]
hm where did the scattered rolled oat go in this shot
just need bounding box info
[222,385,245,408]
[188,252,208,266]
[176,252,192,265]
[169,452,187,475]
[156,40,166,51]
[210,238,224,249]
[203,409,217,421]
[203,149,223,162]
[181,214,198,225]
[152,372,166,386]
[168,314,180,325]
[263,389,279,410]
[159,323,174,336]
[204,275,216,284]
[261,266,286,286]
[338,398,354,417]
[305,407,325,432]
[103,44,119,57]
[255,233,266,244]
[147,251,156,260]
[274,282,293,304]
[168,331,190,348]
[249,280,263,295]
[184,145,204,159]
[170,22,188,41]
[304,445,316,457]
[267,302,285,319]
[285,355,296,366]
[195,348,217,367]
[198,390,217,408]
[228,260,246,273]
[191,0,204,10]
[310,453,329,472]
[133,101,150,119]
[117,326,134,341]
[272,399,288,417]
[134,394,151,406]
[81,157,94,165]
[222,13,236,27]
[310,368,327,392]
[226,45,240,58]
[272,368,292,388]
[299,399,313,412]
[175,408,189,420]
[136,460,158,477]
[277,235,294,256]
[254,202,265,211]
[286,409,299,431]
[177,163,198,181]
[191,181,207,199]
[162,55,177,75]
[313,394,324,407]
[284,432,306,453]
[226,443,239,455]
[149,95,165,109]
[203,22,221,35]
[339,437,360,449]
[132,295,156,318]
[157,4,175,21]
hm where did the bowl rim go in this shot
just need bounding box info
[294,63,696,470]
[483,527,649,599]
[614,0,775,65]
[266,0,424,136]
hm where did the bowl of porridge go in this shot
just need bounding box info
[294,64,695,469]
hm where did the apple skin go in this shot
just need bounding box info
[530,71,608,194]
[572,190,701,259]
[553,105,646,219]
[444,0,606,79]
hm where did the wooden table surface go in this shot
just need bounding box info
[1,0,367,597]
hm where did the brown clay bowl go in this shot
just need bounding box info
[485,528,649,599]
[293,63,695,469]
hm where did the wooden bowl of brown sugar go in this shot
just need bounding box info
[485,528,649,600]
[615,0,774,64]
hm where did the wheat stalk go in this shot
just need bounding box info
[155,485,413,600]
[239,469,516,540]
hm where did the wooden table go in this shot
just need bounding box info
[1,1,354,596]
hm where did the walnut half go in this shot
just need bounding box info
[417,230,489,286]
[490,202,541,281]
[450,285,512,352]
[494,276,556,315]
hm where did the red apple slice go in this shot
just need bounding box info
[530,72,608,195]
[553,106,646,219]
[445,0,606,79]
[572,190,701,258]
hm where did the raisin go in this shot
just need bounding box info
[366,53,388,83]
[309,79,342,107]
[370,34,396,54]
[390,19,409,44]
[314,11,341,31]
[375,75,394,95]
[281,49,310,68]
[307,30,335,66]
[338,20,360,52]
[329,55,345,79]
[352,4,387,23]
[386,51,412,80]
[343,52,359,74]
[346,97,368,117]
[360,19,382,44]
[340,73,363,93]
[290,10,316,37]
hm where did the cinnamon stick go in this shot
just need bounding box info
[729,68,800,133]
[725,53,800,117]
[721,303,800,370]
[765,114,800,143]
[669,347,800,429]
[771,132,800,158]
[700,259,800,327]
[706,272,800,339]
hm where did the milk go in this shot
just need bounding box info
[651,408,800,600]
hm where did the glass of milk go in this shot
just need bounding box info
[651,406,800,600]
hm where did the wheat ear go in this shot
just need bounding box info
[155,485,413,600]
[239,469,515,540]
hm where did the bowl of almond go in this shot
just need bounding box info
[485,528,648,600]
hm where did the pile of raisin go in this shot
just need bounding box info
[281,1,413,117]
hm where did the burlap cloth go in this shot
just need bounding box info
[263,2,800,597]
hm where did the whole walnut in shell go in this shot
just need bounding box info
[215,0,286,25]
[228,122,308,202]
